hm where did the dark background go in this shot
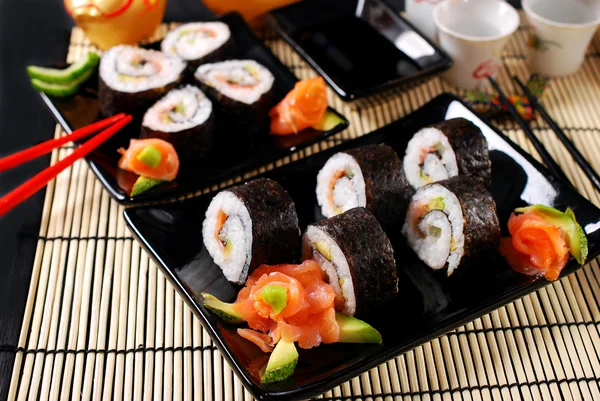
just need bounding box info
[0,0,521,398]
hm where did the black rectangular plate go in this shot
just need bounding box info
[39,12,349,205]
[265,0,453,101]
[124,93,600,401]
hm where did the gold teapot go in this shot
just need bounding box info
[65,0,167,50]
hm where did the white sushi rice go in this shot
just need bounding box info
[194,60,274,105]
[202,191,253,284]
[302,226,357,316]
[161,22,231,61]
[402,184,465,275]
[100,45,186,93]
[316,152,366,218]
[142,85,212,132]
[403,127,459,189]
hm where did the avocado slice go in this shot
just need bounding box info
[428,197,445,211]
[30,65,96,98]
[260,338,298,384]
[315,241,332,261]
[311,111,344,131]
[201,293,244,324]
[27,52,100,84]
[260,285,288,314]
[130,176,164,197]
[136,145,162,168]
[515,204,588,265]
[336,312,382,343]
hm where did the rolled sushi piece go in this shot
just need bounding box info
[99,45,186,116]
[140,85,215,165]
[194,60,276,139]
[202,178,301,285]
[302,207,399,317]
[316,144,413,226]
[403,118,491,190]
[161,22,234,70]
[402,175,500,276]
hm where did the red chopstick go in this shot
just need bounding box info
[0,114,133,217]
[0,113,126,173]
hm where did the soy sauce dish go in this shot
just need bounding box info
[125,93,600,401]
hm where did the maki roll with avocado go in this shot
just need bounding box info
[302,207,399,317]
[161,22,234,70]
[140,85,215,166]
[194,60,276,140]
[316,144,413,227]
[99,45,186,116]
[403,118,491,190]
[202,178,301,285]
[402,175,500,276]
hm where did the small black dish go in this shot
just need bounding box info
[38,12,349,205]
[265,0,453,101]
[124,93,600,401]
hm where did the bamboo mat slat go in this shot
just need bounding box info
[7,13,600,401]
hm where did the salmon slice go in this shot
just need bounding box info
[117,138,179,181]
[237,328,274,353]
[499,212,569,281]
[269,77,328,135]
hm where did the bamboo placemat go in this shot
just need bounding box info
[7,15,600,401]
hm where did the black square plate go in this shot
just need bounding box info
[39,12,349,205]
[265,0,453,101]
[124,93,600,401]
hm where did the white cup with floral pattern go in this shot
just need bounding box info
[432,0,520,90]
[523,0,600,77]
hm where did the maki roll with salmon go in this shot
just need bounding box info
[202,178,301,285]
[402,175,500,276]
[161,22,234,70]
[403,118,491,190]
[99,45,186,116]
[194,60,276,140]
[140,85,215,166]
[316,144,413,227]
[302,207,399,317]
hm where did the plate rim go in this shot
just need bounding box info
[265,0,454,101]
[39,11,350,206]
[123,92,600,401]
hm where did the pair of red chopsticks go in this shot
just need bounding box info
[0,113,133,217]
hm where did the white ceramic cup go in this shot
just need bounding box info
[405,0,506,42]
[433,0,520,90]
[523,0,600,77]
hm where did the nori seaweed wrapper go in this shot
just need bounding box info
[98,75,183,117]
[140,110,216,169]
[310,207,399,316]
[228,178,301,273]
[195,78,276,146]
[438,175,501,273]
[429,117,492,188]
[345,144,414,228]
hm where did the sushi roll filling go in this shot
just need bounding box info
[328,169,357,213]
[143,85,212,132]
[162,22,231,62]
[214,65,260,88]
[405,128,458,189]
[316,153,366,218]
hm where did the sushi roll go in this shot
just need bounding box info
[98,45,186,116]
[402,175,500,276]
[316,144,413,226]
[302,207,399,317]
[202,178,301,285]
[403,118,491,190]
[161,22,234,70]
[194,60,276,140]
[140,85,215,166]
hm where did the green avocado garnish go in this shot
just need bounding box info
[336,312,382,343]
[315,241,333,261]
[174,103,186,115]
[429,197,445,211]
[130,176,164,197]
[27,52,100,85]
[243,64,260,79]
[515,204,588,265]
[434,142,445,154]
[136,145,162,168]
[261,285,288,314]
[312,111,344,131]
[201,293,244,324]
[260,338,298,384]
